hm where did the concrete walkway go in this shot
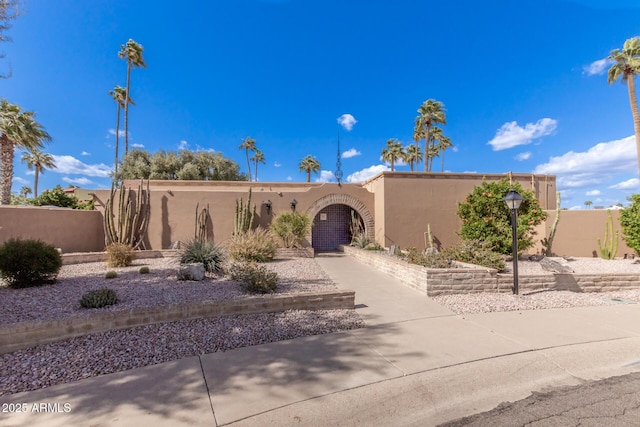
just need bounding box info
[2,253,640,426]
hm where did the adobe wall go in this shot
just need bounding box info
[92,180,375,250]
[362,172,556,250]
[0,206,105,252]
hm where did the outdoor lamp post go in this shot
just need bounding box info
[504,189,524,295]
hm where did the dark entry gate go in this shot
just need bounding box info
[311,204,352,251]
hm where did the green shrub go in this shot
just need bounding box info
[180,239,225,273]
[444,239,506,272]
[365,242,384,251]
[106,243,134,267]
[105,271,118,279]
[270,212,312,248]
[456,179,546,255]
[227,228,277,262]
[0,238,62,288]
[400,247,452,268]
[620,194,640,255]
[227,261,278,294]
[30,185,93,210]
[351,232,373,249]
[139,266,150,274]
[79,288,118,308]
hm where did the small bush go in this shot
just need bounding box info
[400,247,452,268]
[106,243,134,267]
[0,238,62,288]
[351,232,373,249]
[227,261,278,294]
[139,266,150,274]
[444,239,506,271]
[180,240,225,273]
[228,228,277,262]
[620,194,640,255]
[365,242,384,251]
[270,212,312,248]
[105,271,118,279]
[80,288,118,308]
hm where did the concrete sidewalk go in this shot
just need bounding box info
[2,253,640,426]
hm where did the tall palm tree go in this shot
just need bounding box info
[20,186,31,198]
[404,144,423,171]
[109,85,133,178]
[584,200,593,209]
[21,148,56,197]
[0,100,51,204]
[239,136,256,180]
[381,138,404,172]
[427,126,444,172]
[437,135,453,172]
[608,37,640,177]
[118,39,146,155]
[415,99,446,172]
[298,155,321,182]
[250,148,265,182]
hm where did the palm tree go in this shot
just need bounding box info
[250,148,265,182]
[20,186,31,197]
[427,126,444,172]
[608,37,640,177]
[118,39,146,155]
[437,134,453,172]
[584,200,593,209]
[298,155,321,182]
[404,144,423,171]
[21,148,56,197]
[381,138,404,172]
[0,100,51,204]
[415,99,446,172]
[109,85,133,178]
[239,136,256,180]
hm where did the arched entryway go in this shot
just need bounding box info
[305,193,374,251]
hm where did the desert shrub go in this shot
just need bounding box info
[30,185,93,210]
[444,239,505,271]
[227,228,277,262]
[180,239,225,273]
[351,232,373,249]
[139,266,150,274]
[0,238,62,288]
[456,179,546,255]
[270,212,312,248]
[105,271,118,279]
[365,242,384,251]
[79,288,118,308]
[106,243,134,267]
[400,247,452,268]
[620,194,640,255]
[227,261,278,294]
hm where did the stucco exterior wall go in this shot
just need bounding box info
[0,206,105,253]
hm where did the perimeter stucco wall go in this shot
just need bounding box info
[532,209,634,257]
[362,172,556,250]
[93,181,375,250]
[0,206,105,253]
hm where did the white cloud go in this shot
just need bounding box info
[51,155,113,177]
[178,140,189,150]
[451,146,459,153]
[108,129,127,138]
[131,143,145,148]
[568,205,583,210]
[14,176,28,184]
[609,178,640,190]
[342,148,361,159]
[533,135,636,189]
[583,58,612,76]
[81,151,90,156]
[337,114,357,131]
[515,152,531,161]
[315,170,335,183]
[286,176,292,181]
[488,118,557,151]
[346,164,390,183]
[585,189,601,196]
[274,162,282,168]
[62,177,94,186]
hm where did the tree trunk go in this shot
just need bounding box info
[34,168,39,198]
[245,150,251,181]
[124,64,131,155]
[424,126,430,172]
[254,160,258,182]
[628,76,640,178]
[306,170,311,182]
[115,104,120,178]
[441,150,445,173]
[0,136,14,204]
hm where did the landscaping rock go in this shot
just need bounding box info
[539,257,574,274]
[177,263,205,281]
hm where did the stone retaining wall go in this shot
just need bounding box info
[340,245,640,296]
[0,290,355,354]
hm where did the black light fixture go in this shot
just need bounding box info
[290,199,298,211]
[263,200,272,214]
[504,189,524,295]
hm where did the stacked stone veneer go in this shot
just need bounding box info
[340,245,640,296]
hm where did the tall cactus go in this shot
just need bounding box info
[104,179,151,249]
[597,210,619,260]
[541,192,561,256]
[195,203,210,242]
[234,188,255,235]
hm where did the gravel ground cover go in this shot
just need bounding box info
[0,257,364,396]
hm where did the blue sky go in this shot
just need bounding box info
[2,0,640,209]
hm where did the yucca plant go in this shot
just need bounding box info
[179,239,225,273]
